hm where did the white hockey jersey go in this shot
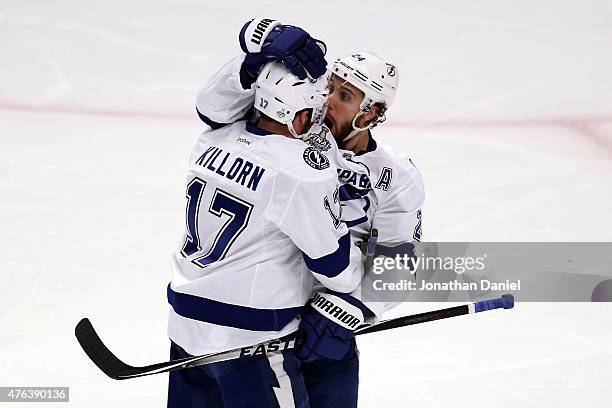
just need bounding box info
[195,56,425,322]
[337,142,424,319]
[168,121,363,356]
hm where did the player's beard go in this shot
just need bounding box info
[324,117,352,145]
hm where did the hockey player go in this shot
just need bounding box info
[167,56,366,406]
[195,18,425,407]
[294,51,424,408]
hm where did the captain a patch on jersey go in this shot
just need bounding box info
[303,147,330,170]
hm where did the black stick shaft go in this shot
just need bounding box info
[355,305,470,335]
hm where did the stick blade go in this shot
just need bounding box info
[75,318,136,380]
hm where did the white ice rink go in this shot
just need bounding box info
[1,1,612,406]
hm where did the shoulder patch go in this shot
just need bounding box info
[303,147,330,170]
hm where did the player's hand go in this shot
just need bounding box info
[239,18,328,80]
[295,293,365,361]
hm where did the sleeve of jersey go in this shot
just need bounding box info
[348,240,421,323]
[372,164,425,245]
[195,55,255,129]
[348,273,406,324]
[275,177,363,293]
[351,164,426,322]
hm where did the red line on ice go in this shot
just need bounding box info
[1,101,611,155]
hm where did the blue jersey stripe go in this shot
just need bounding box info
[345,216,368,228]
[196,108,228,130]
[167,284,301,332]
[338,184,370,201]
[245,121,273,136]
[302,231,351,278]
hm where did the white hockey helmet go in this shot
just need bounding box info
[331,52,399,141]
[254,61,329,139]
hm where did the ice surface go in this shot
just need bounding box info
[1,1,611,406]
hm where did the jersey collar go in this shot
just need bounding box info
[246,121,273,136]
[355,131,377,156]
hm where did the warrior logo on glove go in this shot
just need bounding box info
[311,293,362,329]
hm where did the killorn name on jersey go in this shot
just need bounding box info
[195,145,266,192]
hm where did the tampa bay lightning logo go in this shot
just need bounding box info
[386,63,396,77]
[306,127,332,151]
[303,147,330,170]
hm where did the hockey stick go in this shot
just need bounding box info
[75,294,514,380]
[354,293,514,335]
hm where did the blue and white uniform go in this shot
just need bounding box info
[167,120,363,357]
[337,141,424,320]
[195,56,425,322]
[190,55,424,408]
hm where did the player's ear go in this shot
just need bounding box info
[293,109,311,134]
[361,104,381,126]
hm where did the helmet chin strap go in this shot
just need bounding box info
[340,90,376,143]
[288,105,327,140]
[342,112,374,143]
[287,121,316,140]
[287,121,302,139]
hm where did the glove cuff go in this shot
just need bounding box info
[239,17,282,53]
[310,293,364,330]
